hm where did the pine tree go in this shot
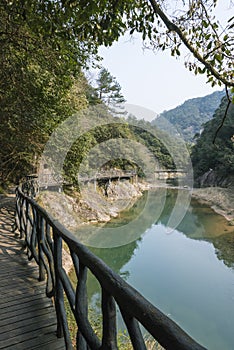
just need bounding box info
[95,68,126,114]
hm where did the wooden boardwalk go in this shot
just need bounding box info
[0,196,65,350]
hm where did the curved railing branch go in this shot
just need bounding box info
[14,181,206,350]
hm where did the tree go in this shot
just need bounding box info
[0,0,92,184]
[0,0,102,185]
[95,68,126,111]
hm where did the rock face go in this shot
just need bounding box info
[38,180,146,230]
[196,170,234,188]
[193,170,234,222]
[192,187,234,222]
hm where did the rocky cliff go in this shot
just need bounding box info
[195,169,234,188]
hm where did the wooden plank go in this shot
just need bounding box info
[0,324,58,348]
[0,285,44,300]
[0,305,53,328]
[0,270,38,280]
[0,310,57,334]
[0,313,57,341]
[0,291,51,310]
[0,300,53,319]
[1,284,46,298]
[5,332,66,350]
[0,273,40,285]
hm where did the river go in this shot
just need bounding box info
[73,189,234,349]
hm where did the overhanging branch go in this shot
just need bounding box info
[213,86,232,143]
[148,0,234,88]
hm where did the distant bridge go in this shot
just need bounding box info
[78,170,138,184]
[154,169,188,180]
[155,169,188,173]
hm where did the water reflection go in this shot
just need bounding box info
[72,189,234,349]
[75,189,234,270]
[158,190,234,268]
[74,189,166,247]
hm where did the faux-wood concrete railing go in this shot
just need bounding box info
[14,184,206,350]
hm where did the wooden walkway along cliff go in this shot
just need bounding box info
[0,196,65,350]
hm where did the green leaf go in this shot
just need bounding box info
[223,34,229,41]
[202,20,209,28]
[207,41,212,50]
[215,53,223,63]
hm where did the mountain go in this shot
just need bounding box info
[151,90,225,142]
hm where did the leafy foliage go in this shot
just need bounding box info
[191,96,234,178]
[0,69,88,184]
[1,0,233,186]
[0,0,94,184]
[1,1,233,87]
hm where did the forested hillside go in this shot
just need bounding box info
[1,1,233,190]
[191,96,234,184]
[152,90,225,142]
[0,63,177,188]
[59,105,178,186]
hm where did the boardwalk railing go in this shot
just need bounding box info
[78,170,137,182]
[14,182,206,350]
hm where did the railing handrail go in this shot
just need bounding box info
[14,182,206,350]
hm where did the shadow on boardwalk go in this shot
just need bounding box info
[0,196,65,350]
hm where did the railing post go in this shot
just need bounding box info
[53,228,73,350]
[19,196,26,239]
[119,307,147,350]
[75,261,101,350]
[76,262,88,349]
[13,188,21,235]
[38,214,46,281]
[101,288,118,350]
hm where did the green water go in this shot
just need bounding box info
[73,189,234,349]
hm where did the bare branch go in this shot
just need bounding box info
[213,86,232,143]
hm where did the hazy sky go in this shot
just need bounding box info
[97,2,231,118]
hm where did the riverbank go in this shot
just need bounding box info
[17,181,234,229]
[192,186,234,223]
[38,180,149,231]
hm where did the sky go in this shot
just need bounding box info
[96,1,232,120]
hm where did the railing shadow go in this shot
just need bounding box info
[0,196,40,277]
[0,197,25,259]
